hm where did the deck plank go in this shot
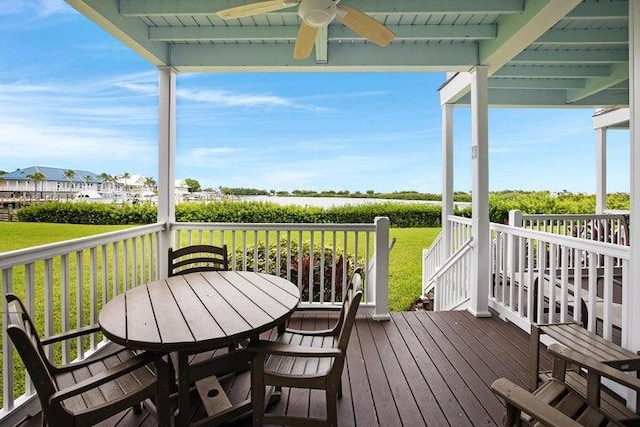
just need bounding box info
[18,310,547,427]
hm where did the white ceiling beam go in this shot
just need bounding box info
[489,77,585,90]
[536,28,628,45]
[566,1,628,19]
[512,49,629,64]
[493,65,612,78]
[439,72,471,105]
[456,88,629,108]
[592,108,630,130]
[149,24,497,42]
[567,63,629,103]
[479,0,582,74]
[119,0,524,17]
[169,42,477,71]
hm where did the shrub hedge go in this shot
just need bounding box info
[17,200,443,227]
[15,192,630,227]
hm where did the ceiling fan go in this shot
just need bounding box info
[216,0,395,59]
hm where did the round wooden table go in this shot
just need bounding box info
[99,270,300,426]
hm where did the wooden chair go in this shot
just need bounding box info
[168,244,245,417]
[5,294,171,427]
[168,244,229,277]
[491,343,640,426]
[248,268,363,427]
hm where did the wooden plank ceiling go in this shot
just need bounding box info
[64,0,630,108]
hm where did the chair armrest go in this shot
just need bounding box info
[248,340,342,358]
[284,327,336,337]
[491,378,583,427]
[40,324,102,346]
[548,344,640,392]
[49,351,163,405]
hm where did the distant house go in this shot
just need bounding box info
[175,179,190,198]
[0,166,110,199]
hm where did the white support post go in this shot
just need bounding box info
[157,67,176,279]
[372,216,390,321]
[469,65,491,318]
[442,104,454,258]
[596,127,607,214]
[627,0,640,351]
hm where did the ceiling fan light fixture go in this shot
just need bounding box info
[298,0,337,28]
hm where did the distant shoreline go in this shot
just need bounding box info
[238,195,472,209]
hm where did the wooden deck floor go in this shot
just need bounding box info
[19,310,551,427]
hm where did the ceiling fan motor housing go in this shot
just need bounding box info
[298,0,337,27]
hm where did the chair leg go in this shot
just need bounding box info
[251,354,265,427]
[326,386,338,427]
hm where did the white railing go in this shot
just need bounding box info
[422,215,473,297]
[433,238,473,311]
[0,223,164,423]
[170,220,386,312]
[422,232,443,296]
[0,217,390,423]
[519,212,629,246]
[489,222,629,343]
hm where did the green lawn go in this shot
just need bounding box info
[0,222,440,311]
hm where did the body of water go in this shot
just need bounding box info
[238,195,471,209]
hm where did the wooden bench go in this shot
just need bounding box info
[530,322,640,421]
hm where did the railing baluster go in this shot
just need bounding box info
[308,233,314,303]
[2,268,15,412]
[75,250,84,360]
[90,247,98,350]
[319,231,325,303]
[331,232,336,303]
[61,253,70,364]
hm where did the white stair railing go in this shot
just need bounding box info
[422,231,443,296]
[433,238,473,311]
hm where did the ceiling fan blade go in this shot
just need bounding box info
[217,0,298,20]
[336,4,395,47]
[294,23,317,59]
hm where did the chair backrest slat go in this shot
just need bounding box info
[168,244,229,276]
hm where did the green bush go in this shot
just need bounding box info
[232,239,362,302]
[16,201,157,225]
[15,192,630,227]
[17,200,442,227]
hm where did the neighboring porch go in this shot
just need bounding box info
[17,310,548,427]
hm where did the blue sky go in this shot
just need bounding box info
[0,0,631,193]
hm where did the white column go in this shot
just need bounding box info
[442,104,454,258]
[373,216,390,321]
[596,127,607,214]
[469,65,491,317]
[158,67,177,279]
[627,0,640,351]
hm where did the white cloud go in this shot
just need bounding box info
[176,87,326,111]
[0,118,155,169]
[0,0,74,19]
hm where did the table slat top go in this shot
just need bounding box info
[99,271,300,351]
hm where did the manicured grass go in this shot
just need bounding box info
[0,222,132,252]
[388,227,442,311]
[0,222,440,311]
